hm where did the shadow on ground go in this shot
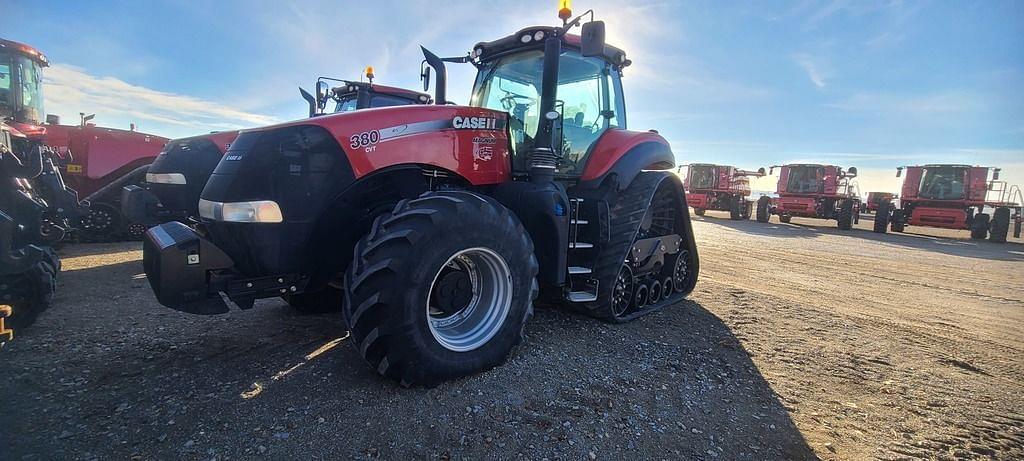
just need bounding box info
[1,256,816,460]
[694,212,1024,262]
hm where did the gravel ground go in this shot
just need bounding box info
[1,213,1022,460]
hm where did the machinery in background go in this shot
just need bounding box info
[1,38,169,242]
[864,192,895,214]
[681,163,766,220]
[756,164,862,230]
[874,164,1022,242]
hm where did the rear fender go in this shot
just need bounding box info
[579,130,675,191]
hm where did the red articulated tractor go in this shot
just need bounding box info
[681,163,766,220]
[122,68,431,227]
[874,164,1023,243]
[864,191,895,214]
[141,6,699,386]
[756,163,862,230]
[0,38,169,241]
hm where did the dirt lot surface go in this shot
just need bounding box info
[2,213,1022,460]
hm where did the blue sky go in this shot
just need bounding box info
[6,0,1023,192]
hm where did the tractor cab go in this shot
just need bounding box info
[300,68,432,118]
[685,164,718,190]
[0,39,48,129]
[467,27,627,176]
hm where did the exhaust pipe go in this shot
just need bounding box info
[420,47,447,105]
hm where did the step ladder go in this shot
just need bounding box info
[566,197,598,303]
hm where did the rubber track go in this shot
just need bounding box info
[578,171,698,322]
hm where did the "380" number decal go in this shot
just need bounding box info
[349,130,381,149]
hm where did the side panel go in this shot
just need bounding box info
[823,166,838,195]
[902,167,923,200]
[966,167,988,201]
[308,105,512,185]
[686,192,709,209]
[777,167,790,194]
[717,167,731,191]
[910,206,968,229]
[776,196,818,217]
[580,130,674,182]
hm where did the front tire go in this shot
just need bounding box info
[990,207,1010,243]
[837,199,853,230]
[873,200,890,234]
[756,196,771,223]
[971,213,990,240]
[343,191,538,386]
[729,196,742,220]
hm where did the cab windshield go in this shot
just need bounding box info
[0,51,45,123]
[688,165,717,190]
[919,166,965,200]
[470,48,625,174]
[786,166,824,193]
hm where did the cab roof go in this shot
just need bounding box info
[472,26,629,69]
[0,38,49,66]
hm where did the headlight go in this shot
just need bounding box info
[146,172,187,185]
[198,199,283,223]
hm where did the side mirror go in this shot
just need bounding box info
[421,65,431,93]
[299,87,317,118]
[580,21,606,57]
[848,166,858,177]
[46,114,60,125]
[769,166,776,175]
[993,168,1001,180]
[896,167,903,178]
[315,81,330,111]
[757,167,766,176]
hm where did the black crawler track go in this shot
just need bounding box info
[578,171,699,322]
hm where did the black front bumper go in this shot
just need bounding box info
[122,185,191,227]
[143,221,309,314]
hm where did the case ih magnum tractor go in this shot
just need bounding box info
[756,163,862,230]
[874,164,1023,243]
[681,163,765,219]
[142,8,699,385]
[1,38,169,241]
[864,191,895,214]
[123,71,431,227]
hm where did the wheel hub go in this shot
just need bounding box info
[426,248,513,352]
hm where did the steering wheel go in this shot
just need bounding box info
[500,93,534,112]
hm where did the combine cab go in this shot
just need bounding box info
[140,6,699,385]
[681,163,765,219]
[756,163,862,230]
[874,164,1023,243]
[864,192,895,214]
[122,69,431,227]
[1,38,169,241]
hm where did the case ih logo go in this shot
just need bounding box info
[452,116,498,130]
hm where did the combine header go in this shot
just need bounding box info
[122,69,432,227]
[874,164,1023,243]
[756,163,862,230]
[140,4,699,385]
[681,163,766,219]
[1,38,168,241]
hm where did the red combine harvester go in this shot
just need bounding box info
[864,192,894,214]
[681,163,766,219]
[756,163,862,230]
[874,164,1023,243]
[1,38,169,241]
[123,68,432,227]
[141,6,699,385]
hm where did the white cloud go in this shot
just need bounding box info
[43,64,278,137]
[792,53,827,88]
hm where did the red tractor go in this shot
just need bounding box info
[1,38,169,241]
[864,192,895,214]
[122,69,432,227]
[141,7,699,385]
[756,163,862,230]
[681,163,766,220]
[874,164,1023,243]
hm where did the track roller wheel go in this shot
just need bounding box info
[634,284,649,308]
[661,276,674,302]
[648,280,663,304]
[344,191,538,386]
